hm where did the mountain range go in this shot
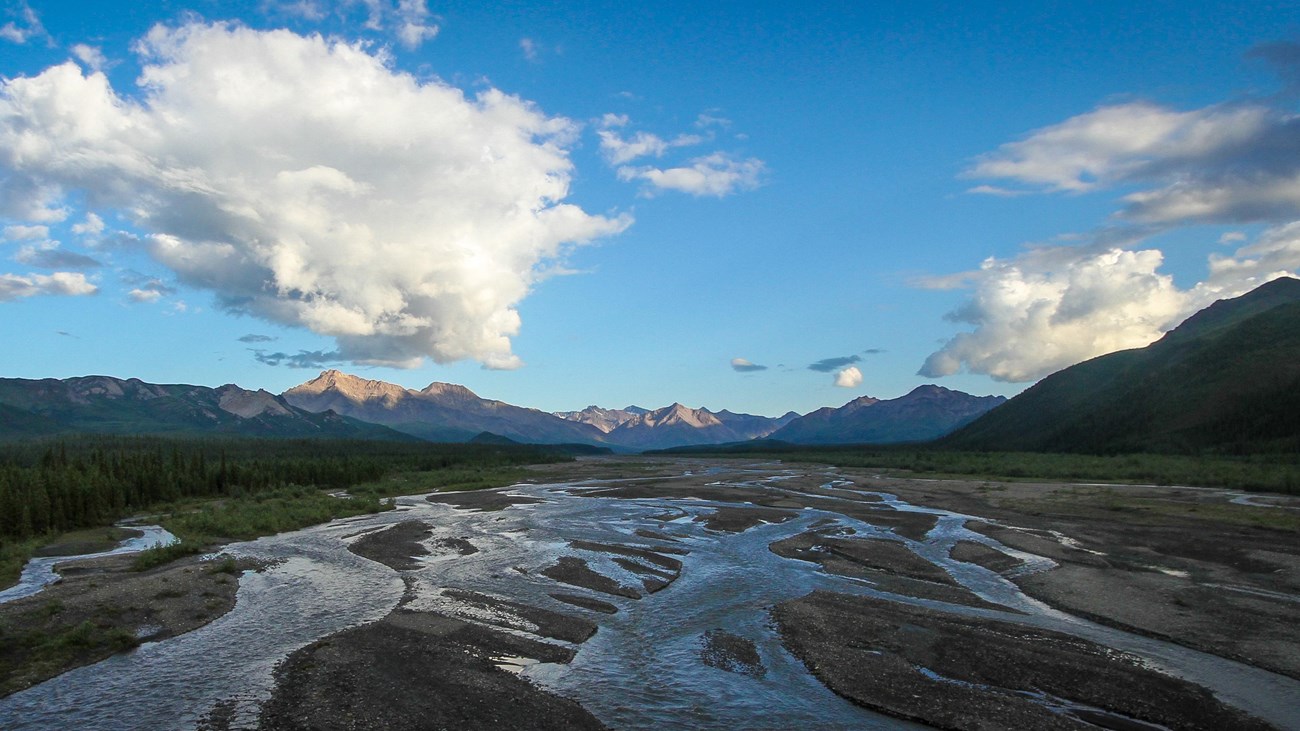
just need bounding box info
[0,368,1002,451]
[944,276,1300,455]
[770,385,1006,444]
[0,375,410,441]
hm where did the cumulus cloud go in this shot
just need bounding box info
[833,366,863,388]
[808,355,860,373]
[932,61,1300,383]
[730,357,767,372]
[0,22,629,368]
[0,271,96,301]
[619,152,765,198]
[265,0,438,48]
[919,229,1300,382]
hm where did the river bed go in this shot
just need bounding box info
[0,460,1296,730]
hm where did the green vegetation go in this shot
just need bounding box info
[0,616,140,696]
[1,435,570,586]
[658,443,1300,495]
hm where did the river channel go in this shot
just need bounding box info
[0,460,1297,730]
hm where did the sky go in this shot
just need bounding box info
[1,1,1299,417]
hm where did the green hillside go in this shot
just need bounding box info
[942,278,1300,455]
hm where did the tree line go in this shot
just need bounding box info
[0,435,564,542]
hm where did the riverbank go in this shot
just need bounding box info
[3,456,1297,729]
[0,551,262,696]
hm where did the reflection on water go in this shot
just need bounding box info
[0,465,1296,730]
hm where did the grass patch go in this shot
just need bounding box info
[661,445,1300,495]
[0,619,141,696]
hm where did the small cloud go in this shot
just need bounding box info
[123,276,175,303]
[0,2,48,46]
[834,366,863,388]
[1219,231,1247,244]
[56,330,77,338]
[966,184,1028,197]
[619,152,765,198]
[127,288,163,303]
[252,348,345,368]
[3,224,49,241]
[71,44,109,72]
[808,355,861,373]
[862,348,886,355]
[695,113,731,129]
[598,127,703,165]
[730,357,767,373]
[269,0,327,21]
[72,213,105,236]
[599,113,629,128]
[15,245,103,270]
[0,271,97,301]
[520,37,539,62]
[239,333,278,343]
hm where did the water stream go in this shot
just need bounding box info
[0,525,178,605]
[0,463,1297,730]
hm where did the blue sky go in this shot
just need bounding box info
[1,1,1298,416]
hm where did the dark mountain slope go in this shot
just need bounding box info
[771,385,1005,445]
[943,277,1300,454]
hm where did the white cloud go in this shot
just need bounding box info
[598,128,703,165]
[0,22,629,369]
[966,100,1300,225]
[0,271,96,301]
[833,366,863,388]
[919,228,1300,382]
[127,287,163,303]
[393,0,438,49]
[71,44,109,72]
[520,37,538,62]
[619,153,765,198]
[0,2,46,45]
[730,357,767,372]
[14,242,101,269]
[933,80,1300,383]
[71,212,105,236]
[3,224,48,241]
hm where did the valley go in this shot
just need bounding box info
[0,456,1295,730]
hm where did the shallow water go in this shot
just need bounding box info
[1,464,1297,730]
[0,525,177,605]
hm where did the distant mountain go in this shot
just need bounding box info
[943,277,1300,454]
[598,403,799,450]
[0,375,409,441]
[283,370,608,445]
[552,405,649,433]
[770,385,1006,445]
